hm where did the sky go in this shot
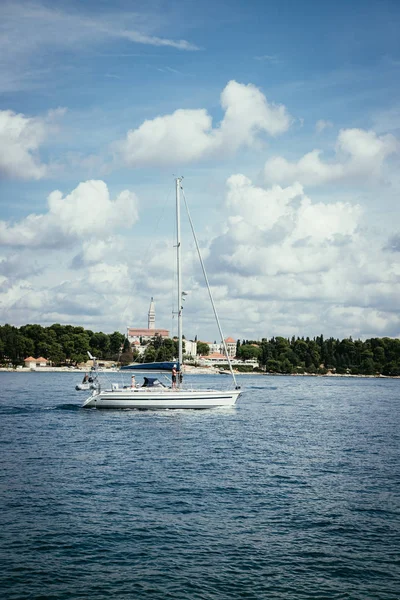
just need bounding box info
[1,0,400,342]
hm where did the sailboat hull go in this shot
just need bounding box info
[83,388,241,409]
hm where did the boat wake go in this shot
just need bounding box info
[54,403,81,411]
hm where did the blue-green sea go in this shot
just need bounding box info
[0,372,399,599]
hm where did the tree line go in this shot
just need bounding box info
[235,335,400,376]
[0,323,181,367]
[0,324,399,375]
[0,323,126,366]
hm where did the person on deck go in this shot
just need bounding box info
[171,365,177,389]
[131,375,136,388]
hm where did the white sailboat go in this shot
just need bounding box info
[83,178,242,409]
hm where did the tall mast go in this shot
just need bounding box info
[176,177,183,369]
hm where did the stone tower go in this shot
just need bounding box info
[148,297,155,330]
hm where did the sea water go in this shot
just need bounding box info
[0,372,399,599]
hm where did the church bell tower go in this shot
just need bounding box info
[148,297,155,330]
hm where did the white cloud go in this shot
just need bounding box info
[0,1,198,58]
[199,174,400,339]
[1,179,399,340]
[0,257,141,329]
[71,238,124,268]
[0,179,143,330]
[0,251,43,279]
[0,1,199,91]
[117,28,198,51]
[115,81,292,167]
[116,109,214,166]
[384,233,400,252]
[325,306,399,338]
[219,80,291,141]
[225,174,303,233]
[291,197,361,243]
[85,262,130,295]
[264,127,399,186]
[315,119,333,133]
[0,277,33,310]
[0,109,48,179]
[0,107,67,180]
[0,180,139,247]
[1,169,398,339]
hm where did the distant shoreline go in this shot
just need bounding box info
[0,367,398,379]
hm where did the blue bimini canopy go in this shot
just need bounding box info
[141,377,166,388]
[121,361,180,372]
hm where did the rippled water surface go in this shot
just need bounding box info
[0,372,399,599]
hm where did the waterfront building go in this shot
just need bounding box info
[224,337,237,358]
[205,337,237,358]
[198,355,259,368]
[24,356,48,369]
[184,339,197,358]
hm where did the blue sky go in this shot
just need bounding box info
[1,0,399,341]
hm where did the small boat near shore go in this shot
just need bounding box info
[76,366,98,391]
[76,380,97,391]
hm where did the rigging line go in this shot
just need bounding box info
[180,186,239,389]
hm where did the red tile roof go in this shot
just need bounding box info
[128,328,169,336]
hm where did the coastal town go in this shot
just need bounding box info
[15,298,258,373]
[1,298,399,377]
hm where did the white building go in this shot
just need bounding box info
[184,339,197,358]
[24,356,48,369]
[224,337,237,358]
[206,342,221,354]
[205,337,237,358]
[198,356,259,368]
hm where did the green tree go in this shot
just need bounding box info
[60,335,75,361]
[236,339,241,355]
[280,358,293,374]
[120,347,134,366]
[161,338,176,361]
[197,341,209,356]
[19,336,35,360]
[143,346,156,363]
[266,359,281,373]
[237,344,260,361]
[372,343,385,371]
[279,349,298,367]
[382,360,400,376]
[70,333,90,364]
[109,332,125,356]
[90,332,110,359]
[293,339,308,362]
